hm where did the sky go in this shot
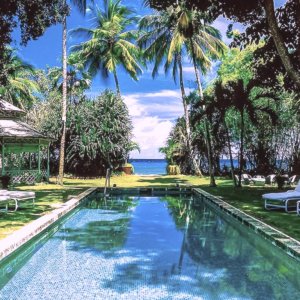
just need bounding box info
[11,0,284,159]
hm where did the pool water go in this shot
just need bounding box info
[1,195,300,299]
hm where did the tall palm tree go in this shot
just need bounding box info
[0,48,38,110]
[58,0,89,185]
[170,4,226,186]
[71,0,142,97]
[227,79,278,187]
[139,8,203,176]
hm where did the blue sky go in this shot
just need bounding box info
[12,0,286,158]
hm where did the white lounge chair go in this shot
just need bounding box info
[289,175,300,186]
[0,190,35,211]
[0,195,11,211]
[262,183,300,212]
[265,174,276,185]
[252,175,265,186]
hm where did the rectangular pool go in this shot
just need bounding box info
[1,195,300,299]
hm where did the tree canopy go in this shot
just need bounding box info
[0,0,65,84]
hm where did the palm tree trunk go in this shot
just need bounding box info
[113,68,121,97]
[178,53,202,176]
[264,0,300,90]
[225,122,237,187]
[190,42,216,187]
[238,109,245,187]
[58,8,67,186]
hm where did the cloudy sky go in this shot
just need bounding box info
[12,0,257,159]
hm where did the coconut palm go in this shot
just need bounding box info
[140,3,226,184]
[0,48,38,110]
[139,7,202,176]
[48,53,91,104]
[71,0,142,96]
[173,4,226,186]
[58,0,90,185]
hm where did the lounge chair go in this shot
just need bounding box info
[0,195,11,211]
[252,175,265,186]
[0,190,35,211]
[262,183,300,212]
[265,174,276,185]
[289,175,300,186]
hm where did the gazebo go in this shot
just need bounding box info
[0,100,51,184]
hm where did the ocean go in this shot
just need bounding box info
[129,159,167,175]
[129,159,238,175]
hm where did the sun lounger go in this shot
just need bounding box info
[263,184,300,212]
[0,195,11,211]
[0,190,35,211]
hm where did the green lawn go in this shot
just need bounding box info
[1,175,300,242]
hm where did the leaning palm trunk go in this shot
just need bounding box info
[178,54,202,176]
[190,45,216,187]
[113,68,121,97]
[58,9,68,185]
[264,0,300,90]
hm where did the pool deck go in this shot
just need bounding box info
[1,186,300,264]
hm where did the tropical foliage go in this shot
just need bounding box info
[139,3,226,185]
[29,77,135,176]
[0,48,38,109]
[1,0,300,184]
[71,0,142,96]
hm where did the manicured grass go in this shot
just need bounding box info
[1,175,300,243]
[200,181,300,241]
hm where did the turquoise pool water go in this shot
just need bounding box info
[1,195,300,299]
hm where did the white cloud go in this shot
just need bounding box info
[182,66,195,74]
[123,89,184,158]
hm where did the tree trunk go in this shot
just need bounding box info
[58,8,67,186]
[238,109,245,187]
[178,53,202,176]
[190,42,216,186]
[264,0,300,90]
[113,68,121,97]
[225,122,237,187]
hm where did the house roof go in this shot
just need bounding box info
[0,119,50,140]
[0,100,26,119]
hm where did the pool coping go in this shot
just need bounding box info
[193,188,300,262]
[0,187,97,262]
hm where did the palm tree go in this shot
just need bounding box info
[48,53,91,104]
[227,79,278,187]
[139,8,202,176]
[212,81,238,186]
[58,0,89,185]
[172,3,226,186]
[71,0,142,97]
[0,48,38,110]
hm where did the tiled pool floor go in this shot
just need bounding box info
[1,196,300,299]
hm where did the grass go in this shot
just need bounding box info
[1,175,300,242]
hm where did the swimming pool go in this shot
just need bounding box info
[1,194,300,299]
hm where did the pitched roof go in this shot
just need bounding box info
[0,119,49,140]
[0,100,26,119]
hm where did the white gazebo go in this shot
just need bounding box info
[0,100,51,184]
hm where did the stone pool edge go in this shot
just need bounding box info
[0,187,97,261]
[194,188,300,261]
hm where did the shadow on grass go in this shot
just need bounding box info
[0,187,86,239]
[201,182,300,241]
